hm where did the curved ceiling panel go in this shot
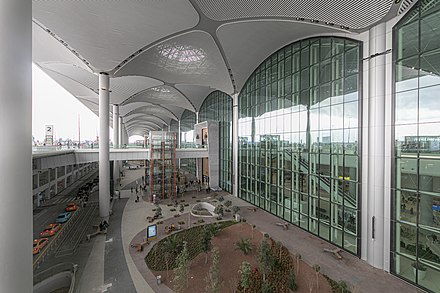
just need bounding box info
[217,20,341,91]
[126,120,162,130]
[175,85,215,112]
[111,76,163,105]
[126,106,178,121]
[40,63,98,92]
[123,86,195,111]
[194,0,393,30]
[116,31,233,93]
[33,22,91,72]
[124,113,170,127]
[42,68,98,100]
[33,0,199,71]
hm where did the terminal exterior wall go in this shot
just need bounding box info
[238,36,362,255]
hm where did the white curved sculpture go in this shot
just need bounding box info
[190,202,217,218]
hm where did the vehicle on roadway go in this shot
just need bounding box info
[33,238,49,255]
[65,202,77,212]
[39,224,61,237]
[56,212,71,223]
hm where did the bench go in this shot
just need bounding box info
[276,222,289,230]
[323,248,343,260]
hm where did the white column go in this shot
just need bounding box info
[178,119,181,168]
[367,23,386,269]
[119,117,123,146]
[195,111,199,124]
[232,93,239,197]
[113,105,119,148]
[112,104,119,187]
[0,1,32,292]
[99,73,110,218]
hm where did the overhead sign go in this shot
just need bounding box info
[45,125,54,146]
[147,224,157,241]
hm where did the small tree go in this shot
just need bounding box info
[173,242,190,293]
[218,195,224,202]
[201,226,213,264]
[224,200,232,207]
[162,235,182,279]
[154,205,162,218]
[214,204,224,218]
[232,206,240,215]
[207,223,220,237]
[235,238,253,255]
[205,247,221,293]
[179,204,184,214]
[313,264,320,291]
[338,280,348,293]
[239,261,251,292]
[258,238,275,281]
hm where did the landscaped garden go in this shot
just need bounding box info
[145,220,354,292]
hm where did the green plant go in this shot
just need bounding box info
[173,242,190,293]
[239,262,251,292]
[218,195,224,202]
[214,204,224,218]
[201,227,213,264]
[224,200,232,207]
[154,206,162,218]
[232,206,240,214]
[205,247,221,293]
[338,280,348,293]
[287,269,297,291]
[207,223,220,237]
[261,282,273,293]
[179,204,184,213]
[235,238,253,255]
[162,235,183,279]
[258,238,275,281]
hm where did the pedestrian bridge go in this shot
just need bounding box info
[32,148,208,170]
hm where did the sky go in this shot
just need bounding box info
[32,64,143,143]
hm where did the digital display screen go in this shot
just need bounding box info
[147,224,157,240]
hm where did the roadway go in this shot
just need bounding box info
[32,171,99,268]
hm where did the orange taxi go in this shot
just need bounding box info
[65,202,77,212]
[39,223,61,237]
[33,238,49,255]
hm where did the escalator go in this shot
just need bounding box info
[285,149,357,208]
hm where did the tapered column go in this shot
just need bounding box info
[0,2,32,292]
[113,105,119,148]
[99,73,110,218]
[232,93,239,197]
[367,23,386,269]
[195,111,199,124]
[112,104,119,188]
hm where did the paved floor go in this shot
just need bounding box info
[73,168,424,293]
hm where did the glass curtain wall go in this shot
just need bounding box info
[238,37,361,255]
[392,1,440,291]
[179,110,196,176]
[199,90,233,193]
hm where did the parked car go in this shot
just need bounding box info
[33,238,49,255]
[56,212,72,223]
[65,202,77,212]
[39,224,61,237]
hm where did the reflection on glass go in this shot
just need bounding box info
[393,1,440,290]
[239,37,360,256]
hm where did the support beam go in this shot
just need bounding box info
[0,2,32,292]
[99,73,110,218]
[367,23,386,269]
[232,93,239,197]
[112,104,119,188]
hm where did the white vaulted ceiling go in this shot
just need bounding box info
[32,0,399,136]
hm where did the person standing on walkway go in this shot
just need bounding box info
[131,187,133,193]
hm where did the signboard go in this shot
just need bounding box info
[147,224,157,241]
[45,125,54,146]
